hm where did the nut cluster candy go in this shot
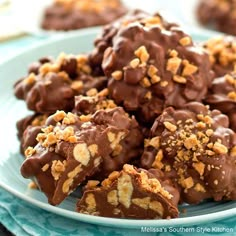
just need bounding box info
[14,54,107,113]
[141,102,236,204]
[102,19,212,124]
[203,36,236,77]
[16,113,48,154]
[205,70,236,131]
[197,0,236,35]
[14,10,236,220]
[77,164,179,219]
[89,9,176,75]
[41,0,127,31]
[21,105,143,205]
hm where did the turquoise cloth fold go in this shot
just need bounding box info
[0,188,235,236]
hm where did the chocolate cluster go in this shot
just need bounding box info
[77,164,179,219]
[141,102,236,204]
[205,71,236,131]
[14,54,107,114]
[21,104,143,205]
[14,10,236,219]
[102,17,212,125]
[41,0,127,31]
[89,10,175,75]
[197,0,236,35]
[203,36,236,77]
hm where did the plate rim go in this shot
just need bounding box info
[0,28,235,229]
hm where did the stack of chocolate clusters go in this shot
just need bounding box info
[14,10,236,220]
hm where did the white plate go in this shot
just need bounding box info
[0,28,235,229]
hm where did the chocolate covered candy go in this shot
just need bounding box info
[102,20,213,124]
[205,70,236,131]
[74,89,144,177]
[203,36,236,77]
[21,106,143,205]
[77,164,179,219]
[89,10,167,75]
[197,0,236,35]
[14,54,107,113]
[41,0,127,31]
[141,102,236,204]
[17,113,48,154]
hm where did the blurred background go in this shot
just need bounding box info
[0,0,184,61]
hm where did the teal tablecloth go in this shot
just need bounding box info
[0,35,235,236]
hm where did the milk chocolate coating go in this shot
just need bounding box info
[21,107,143,205]
[102,20,213,124]
[141,102,236,204]
[28,57,53,75]
[77,164,179,219]
[14,54,107,113]
[197,0,236,35]
[203,36,236,77]
[41,0,127,31]
[89,9,158,75]
[16,114,48,154]
[205,72,236,131]
[74,92,144,177]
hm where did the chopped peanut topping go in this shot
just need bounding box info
[140,77,151,87]
[24,147,36,158]
[148,65,158,77]
[193,162,205,176]
[41,164,50,172]
[179,37,191,46]
[150,75,161,84]
[225,74,235,85]
[51,160,66,180]
[134,46,150,63]
[86,180,100,189]
[53,110,66,122]
[181,177,194,189]
[152,150,164,169]
[194,183,206,192]
[86,88,98,96]
[71,81,84,91]
[24,73,36,84]
[160,81,168,87]
[80,114,92,122]
[28,181,38,189]
[130,58,140,68]
[145,136,160,148]
[144,91,152,100]
[213,142,228,154]
[173,75,187,84]
[88,144,98,157]
[182,61,198,76]
[164,121,177,132]
[112,70,123,80]
[142,16,162,27]
[167,57,182,75]
[228,91,236,100]
[184,134,198,150]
